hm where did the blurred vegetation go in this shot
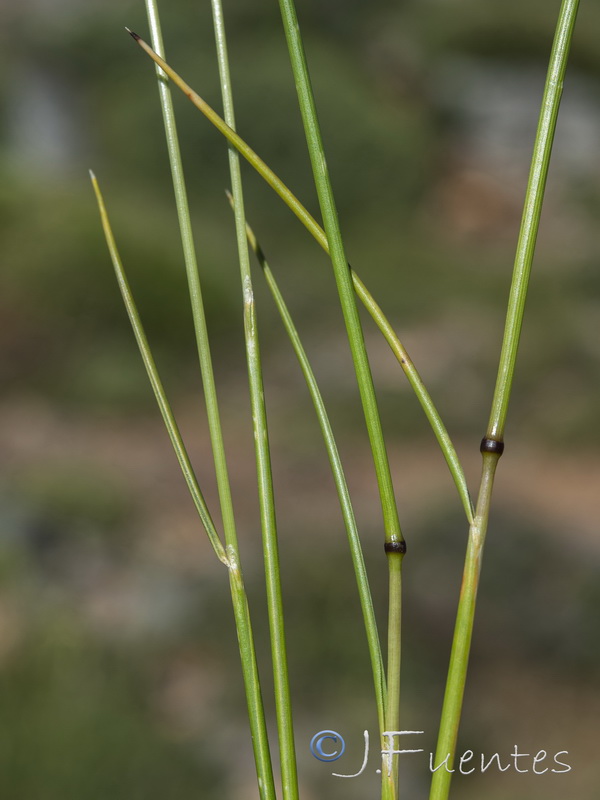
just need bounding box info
[1,0,600,798]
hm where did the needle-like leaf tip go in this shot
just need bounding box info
[125,27,141,41]
[88,169,96,181]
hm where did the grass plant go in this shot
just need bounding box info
[91,1,581,797]
[429,4,580,798]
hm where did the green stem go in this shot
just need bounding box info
[487,0,580,442]
[276,0,402,546]
[208,4,298,799]
[143,0,238,557]
[275,3,404,796]
[428,453,498,800]
[430,3,580,799]
[226,547,277,800]
[141,5,276,798]
[237,199,387,734]
[90,171,227,566]
[125,29,473,526]
[382,550,403,797]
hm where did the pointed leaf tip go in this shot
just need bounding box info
[125,27,141,41]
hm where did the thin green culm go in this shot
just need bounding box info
[209,1,299,798]
[140,2,277,796]
[429,3,580,799]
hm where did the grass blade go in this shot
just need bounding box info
[90,170,227,566]
[125,28,474,525]
[430,3,580,799]
[208,3,298,798]
[141,4,277,797]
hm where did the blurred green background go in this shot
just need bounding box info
[1,0,600,797]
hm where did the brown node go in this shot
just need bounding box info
[384,540,407,555]
[480,437,505,456]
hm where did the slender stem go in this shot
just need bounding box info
[487,0,580,442]
[226,547,277,800]
[125,28,474,525]
[382,550,403,796]
[430,4,580,799]
[143,0,238,566]
[236,197,387,733]
[276,0,402,547]
[90,171,227,566]
[428,453,498,800]
[141,5,276,798]
[209,4,298,799]
[275,3,404,797]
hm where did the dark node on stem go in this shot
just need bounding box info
[125,27,141,41]
[480,437,505,456]
[384,540,407,555]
